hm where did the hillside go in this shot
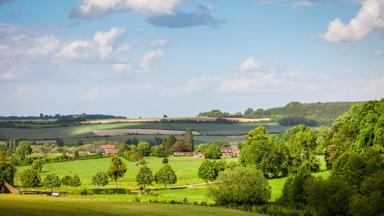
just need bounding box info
[199,101,361,126]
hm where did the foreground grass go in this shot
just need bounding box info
[0,195,262,216]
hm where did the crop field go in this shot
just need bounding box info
[0,122,289,144]
[0,195,262,216]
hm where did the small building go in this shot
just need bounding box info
[100,144,118,155]
[173,152,194,157]
[221,145,240,157]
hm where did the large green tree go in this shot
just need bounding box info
[43,174,61,192]
[154,164,177,188]
[136,165,153,194]
[198,159,226,183]
[20,169,41,188]
[15,141,32,161]
[326,99,384,166]
[108,155,127,189]
[0,161,16,189]
[92,172,109,187]
[208,167,271,206]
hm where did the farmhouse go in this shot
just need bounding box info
[100,145,118,155]
[221,145,240,157]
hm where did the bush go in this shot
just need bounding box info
[304,176,353,216]
[208,167,271,206]
[279,170,312,207]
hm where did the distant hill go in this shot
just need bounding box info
[199,101,362,126]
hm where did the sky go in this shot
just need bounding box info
[0,0,383,117]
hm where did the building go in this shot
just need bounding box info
[173,152,194,157]
[100,145,118,155]
[221,145,240,157]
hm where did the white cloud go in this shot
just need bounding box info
[138,49,164,72]
[55,40,97,60]
[26,35,61,57]
[70,0,181,19]
[239,57,261,71]
[94,27,125,59]
[56,27,127,61]
[323,0,384,43]
[182,75,208,92]
[150,39,169,48]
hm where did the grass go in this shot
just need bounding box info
[0,195,263,216]
[17,157,233,188]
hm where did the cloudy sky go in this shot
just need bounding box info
[0,0,383,117]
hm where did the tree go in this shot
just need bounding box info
[0,161,16,190]
[171,140,191,152]
[279,170,312,207]
[163,135,177,154]
[55,138,64,147]
[40,144,53,161]
[162,157,168,164]
[61,175,73,186]
[20,169,41,187]
[208,167,271,206]
[184,129,194,151]
[108,155,127,189]
[150,144,168,157]
[137,141,151,156]
[154,164,177,188]
[71,174,81,188]
[349,172,384,216]
[43,174,61,192]
[136,165,153,194]
[31,159,43,173]
[203,144,221,160]
[198,160,226,183]
[15,141,32,161]
[304,176,353,216]
[92,172,109,187]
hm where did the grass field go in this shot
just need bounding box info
[0,195,263,216]
[0,122,288,144]
[16,156,329,202]
[16,157,232,188]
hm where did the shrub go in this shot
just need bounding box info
[208,167,271,206]
[304,176,353,216]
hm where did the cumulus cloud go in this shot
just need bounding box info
[26,35,61,57]
[94,27,125,59]
[55,27,126,61]
[239,57,261,72]
[138,49,164,72]
[323,0,384,43]
[147,4,224,28]
[70,0,181,19]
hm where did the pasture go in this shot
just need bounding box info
[0,195,263,216]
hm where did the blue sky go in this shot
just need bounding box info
[0,0,383,117]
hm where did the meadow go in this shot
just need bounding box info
[16,156,329,203]
[0,195,263,216]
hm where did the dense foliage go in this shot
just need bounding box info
[154,164,177,188]
[108,155,127,188]
[208,167,271,206]
[326,99,384,166]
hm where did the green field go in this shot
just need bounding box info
[0,195,263,216]
[0,122,288,144]
[17,157,234,188]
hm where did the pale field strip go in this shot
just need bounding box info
[84,117,271,124]
[93,128,200,136]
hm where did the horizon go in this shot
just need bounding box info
[1,0,383,117]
